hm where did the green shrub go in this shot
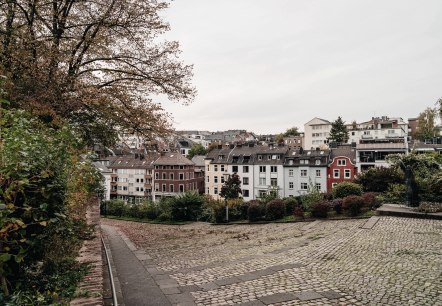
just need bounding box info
[342,195,364,216]
[354,167,403,192]
[301,187,323,212]
[139,201,159,219]
[283,197,299,215]
[158,212,171,222]
[384,184,406,204]
[332,182,363,199]
[170,192,204,221]
[265,199,286,220]
[311,201,330,218]
[105,200,126,216]
[248,203,265,222]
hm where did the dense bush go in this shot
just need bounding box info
[265,199,286,220]
[311,201,330,218]
[332,182,363,199]
[248,203,265,222]
[139,201,160,219]
[354,167,403,192]
[283,197,299,215]
[362,192,379,209]
[0,109,100,303]
[301,186,323,212]
[170,192,205,221]
[331,199,343,214]
[384,184,407,204]
[104,200,126,216]
[293,207,305,219]
[342,195,365,216]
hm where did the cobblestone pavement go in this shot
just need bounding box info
[102,217,442,306]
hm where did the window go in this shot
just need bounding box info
[259,177,266,185]
[221,176,225,183]
[162,173,166,179]
[218,155,224,160]
[289,182,294,189]
[315,183,321,191]
[155,183,159,192]
[338,159,346,166]
[334,169,340,178]
[289,169,294,177]
[179,184,184,192]
[221,165,225,172]
[316,170,321,177]
[170,185,174,192]
[232,166,238,172]
[301,169,307,177]
[122,186,127,191]
[179,165,184,169]
[207,187,210,194]
[170,173,174,180]
[315,159,321,165]
[301,183,308,190]
[332,183,338,188]
[179,173,184,180]
[270,166,277,173]
[259,190,267,197]
[207,176,210,183]
[271,178,277,186]
[155,173,159,179]
[259,166,266,173]
[243,166,249,173]
[300,159,308,165]
[242,189,249,197]
[345,169,351,178]
[243,177,249,185]
[214,165,218,171]
[207,165,210,171]
[214,176,218,183]
[214,187,218,194]
[258,155,262,160]
[162,184,166,192]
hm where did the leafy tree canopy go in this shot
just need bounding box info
[220,173,242,200]
[415,107,439,141]
[187,144,207,159]
[328,116,348,144]
[0,0,195,146]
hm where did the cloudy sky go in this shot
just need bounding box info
[159,0,442,134]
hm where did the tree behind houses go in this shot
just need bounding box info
[188,144,207,159]
[328,117,349,144]
[220,173,242,200]
[415,107,439,141]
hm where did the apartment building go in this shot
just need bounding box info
[347,116,408,144]
[109,153,157,203]
[152,152,204,201]
[283,149,329,196]
[303,118,332,150]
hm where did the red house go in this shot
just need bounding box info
[327,145,358,192]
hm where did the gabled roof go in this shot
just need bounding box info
[330,145,356,163]
[191,155,206,167]
[305,117,331,126]
[109,153,159,169]
[153,152,194,166]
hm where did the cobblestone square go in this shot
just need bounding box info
[102,217,442,305]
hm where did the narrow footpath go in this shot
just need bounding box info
[101,225,172,306]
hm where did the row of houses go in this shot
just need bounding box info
[205,144,357,201]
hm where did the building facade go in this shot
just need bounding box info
[327,145,358,192]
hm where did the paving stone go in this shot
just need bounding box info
[167,292,195,304]
[258,293,297,304]
[179,285,201,292]
[157,278,179,289]
[270,263,303,271]
[237,273,259,281]
[361,216,380,229]
[161,287,181,295]
[294,290,324,301]
[319,290,343,300]
[153,274,172,281]
[238,300,265,306]
[198,282,220,291]
[253,268,275,277]
[214,276,241,286]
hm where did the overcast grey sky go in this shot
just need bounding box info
[160,0,442,134]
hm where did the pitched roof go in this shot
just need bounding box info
[153,152,194,166]
[330,145,356,163]
[109,153,159,169]
[191,155,206,167]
